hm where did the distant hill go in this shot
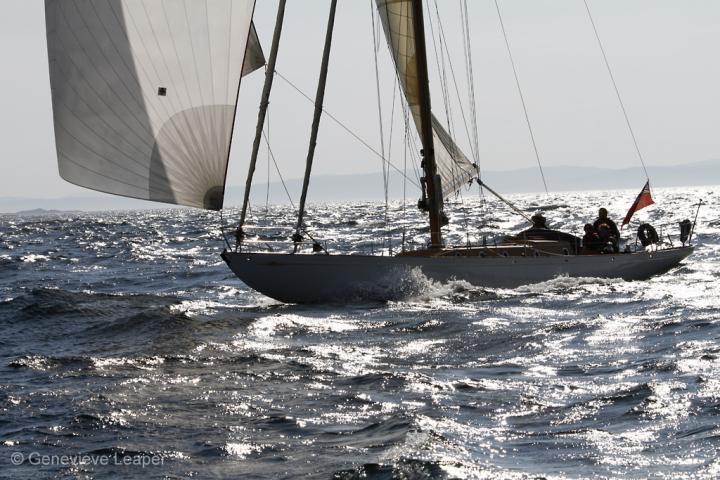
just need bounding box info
[480,159,720,195]
[0,195,165,214]
[231,158,720,204]
[11,208,82,216]
[1,159,718,213]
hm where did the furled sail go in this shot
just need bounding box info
[375,0,477,198]
[45,0,262,210]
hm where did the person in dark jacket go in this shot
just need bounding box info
[593,208,620,239]
[593,208,620,252]
[596,223,619,253]
[518,213,547,236]
[530,213,547,229]
[581,223,603,254]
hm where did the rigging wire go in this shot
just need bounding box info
[383,77,400,253]
[274,69,421,191]
[402,99,424,185]
[386,76,399,195]
[456,0,488,212]
[494,0,549,195]
[219,209,232,250]
[427,1,464,204]
[430,0,480,167]
[477,179,533,223]
[426,0,456,139]
[428,1,476,241]
[261,129,296,210]
[460,0,481,174]
[394,68,423,187]
[429,1,470,238]
[264,110,271,219]
[370,0,391,241]
[425,1,457,198]
[402,106,409,250]
[583,0,650,181]
[376,0,478,203]
[431,0,496,216]
[457,0,481,241]
[257,129,328,248]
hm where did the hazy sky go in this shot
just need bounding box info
[1,0,719,199]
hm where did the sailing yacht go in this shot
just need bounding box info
[44,0,693,304]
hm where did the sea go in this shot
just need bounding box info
[0,186,718,479]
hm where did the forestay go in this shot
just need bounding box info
[45,0,262,210]
[375,0,477,198]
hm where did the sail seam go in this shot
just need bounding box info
[203,0,221,172]
[184,0,214,185]
[138,0,210,187]
[51,64,152,162]
[90,1,183,145]
[129,1,210,191]
[56,122,175,191]
[56,3,156,150]
[104,1,191,152]
[158,1,212,181]
[59,153,150,194]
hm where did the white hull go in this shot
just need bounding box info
[222,247,693,303]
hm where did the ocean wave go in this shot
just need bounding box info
[0,189,718,478]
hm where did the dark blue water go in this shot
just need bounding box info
[1,187,718,479]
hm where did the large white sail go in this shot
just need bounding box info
[375,0,477,198]
[45,0,261,210]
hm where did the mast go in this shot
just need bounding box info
[294,0,338,244]
[238,0,288,237]
[411,0,444,248]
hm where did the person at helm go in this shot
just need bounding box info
[520,212,547,233]
[593,208,620,240]
[516,212,549,238]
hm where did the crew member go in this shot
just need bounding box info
[581,224,602,254]
[518,213,548,236]
[512,212,581,254]
[593,208,620,251]
[593,208,619,239]
[597,223,618,253]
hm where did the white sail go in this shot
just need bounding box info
[45,0,262,210]
[431,115,478,197]
[375,0,477,198]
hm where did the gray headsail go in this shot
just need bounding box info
[243,22,265,77]
[375,0,478,198]
[45,0,262,210]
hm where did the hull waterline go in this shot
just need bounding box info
[222,247,694,303]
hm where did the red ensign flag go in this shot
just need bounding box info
[622,181,655,226]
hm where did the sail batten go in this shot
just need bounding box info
[46,0,261,210]
[375,0,477,198]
